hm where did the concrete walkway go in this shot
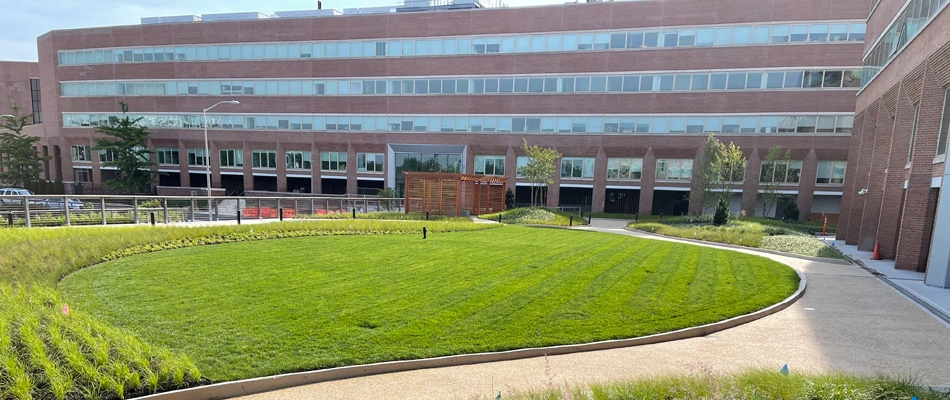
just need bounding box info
[237,219,950,400]
[823,237,950,324]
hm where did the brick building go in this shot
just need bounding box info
[15,0,868,218]
[836,0,950,287]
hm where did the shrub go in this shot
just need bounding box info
[504,188,515,209]
[713,198,729,226]
[783,202,800,221]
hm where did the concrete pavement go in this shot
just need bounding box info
[235,219,950,400]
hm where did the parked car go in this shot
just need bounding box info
[37,197,86,210]
[0,188,34,205]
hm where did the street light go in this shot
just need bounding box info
[203,100,239,221]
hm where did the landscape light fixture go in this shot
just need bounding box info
[202,100,240,221]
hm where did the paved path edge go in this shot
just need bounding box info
[624,227,852,265]
[138,251,807,400]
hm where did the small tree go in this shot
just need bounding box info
[696,133,725,212]
[518,138,561,208]
[759,145,791,218]
[0,105,49,187]
[504,188,515,209]
[711,140,747,207]
[696,134,746,214]
[713,198,730,226]
[93,102,156,193]
[378,187,397,211]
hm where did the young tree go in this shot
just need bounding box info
[711,140,747,207]
[759,145,791,217]
[695,133,725,213]
[92,102,156,193]
[518,138,561,208]
[0,105,49,187]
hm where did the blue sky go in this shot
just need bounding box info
[0,0,569,62]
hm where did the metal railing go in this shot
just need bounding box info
[0,195,407,228]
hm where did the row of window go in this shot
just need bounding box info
[863,0,949,85]
[59,68,862,98]
[71,145,385,172]
[63,113,855,135]
[503,156,841,184]
[57,21,866,66]
[78,145,848,185]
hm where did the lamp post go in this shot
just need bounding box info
[203,100,239,221]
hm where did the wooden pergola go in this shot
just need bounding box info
[404,172,507,217]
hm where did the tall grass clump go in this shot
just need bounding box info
[0,219,493,286]
[502,369,949,400]
[480,208,585,226]
[0,284,201,399]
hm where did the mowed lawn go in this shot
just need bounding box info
[58,226,799,381]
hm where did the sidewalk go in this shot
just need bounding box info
[825,237,950,325]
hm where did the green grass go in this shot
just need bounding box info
[481,208,587,226]
[58,226,799,381]
[628,218,845,260]
[502,369,949,400]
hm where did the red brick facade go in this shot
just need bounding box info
[20,0,866,215]
[838,3,950,272]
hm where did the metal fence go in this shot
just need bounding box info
[0,195,406,228]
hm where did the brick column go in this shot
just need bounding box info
[846,108,877,245]
[346,144,357,195]
[876,87,917,259]
[687,148,704,216]
[639,147,656,215]
[591,147,607,213]
[836,113,864,241]
[210,139,221,189]
[742,148,761,216]
[796,149,818,221]
[311,141,321,194]
[242,142,254,192]
[276,142,288,193]
[547,152,561,208]
[505,146,517,199]
[857,100,896,251]
[896,69,946,271]
[178,140,191,188]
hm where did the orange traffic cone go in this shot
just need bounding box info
[871,240,882,260]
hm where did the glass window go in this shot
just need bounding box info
[674,74,691,90]
[732,27,752,45]
[816,161,846,184]
[727,73,746,89]
[849,23,866,41]
[816,116,837,133]
[722,117,740,133]
[829,24,849,41]
[809,24,828,41]
[766,72,785,88]
[938,89,950,155]
[843,70,862,87]
[771,25,790,43]
[797,116,817,133]
[715,28,732,45]
[655,159,693,181]
[752,26,770,43]
[607,158,643,180]
[662,31,679,47]
[607,76,623,92]
[691,74,709,90]
[610,33,626,49]
[658,75,674,91]
[823,71,843,87]
[590,76,607,92]
[803,71,824,88]
[790,25,809,42]
[500,37,515,53]
[531,36,546,52]
[696,28,714,46]
[784,71,804,88]
[626,32,643,48]
[759,116,778,133]
[679,29,696,46]
[746,72,763,89]
[644,32,659,47]
[622,75,639,92]
[709,73,727,89]
[562,34,578,51]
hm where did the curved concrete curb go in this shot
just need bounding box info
[138,270,806,400]
[625,227,852,265]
